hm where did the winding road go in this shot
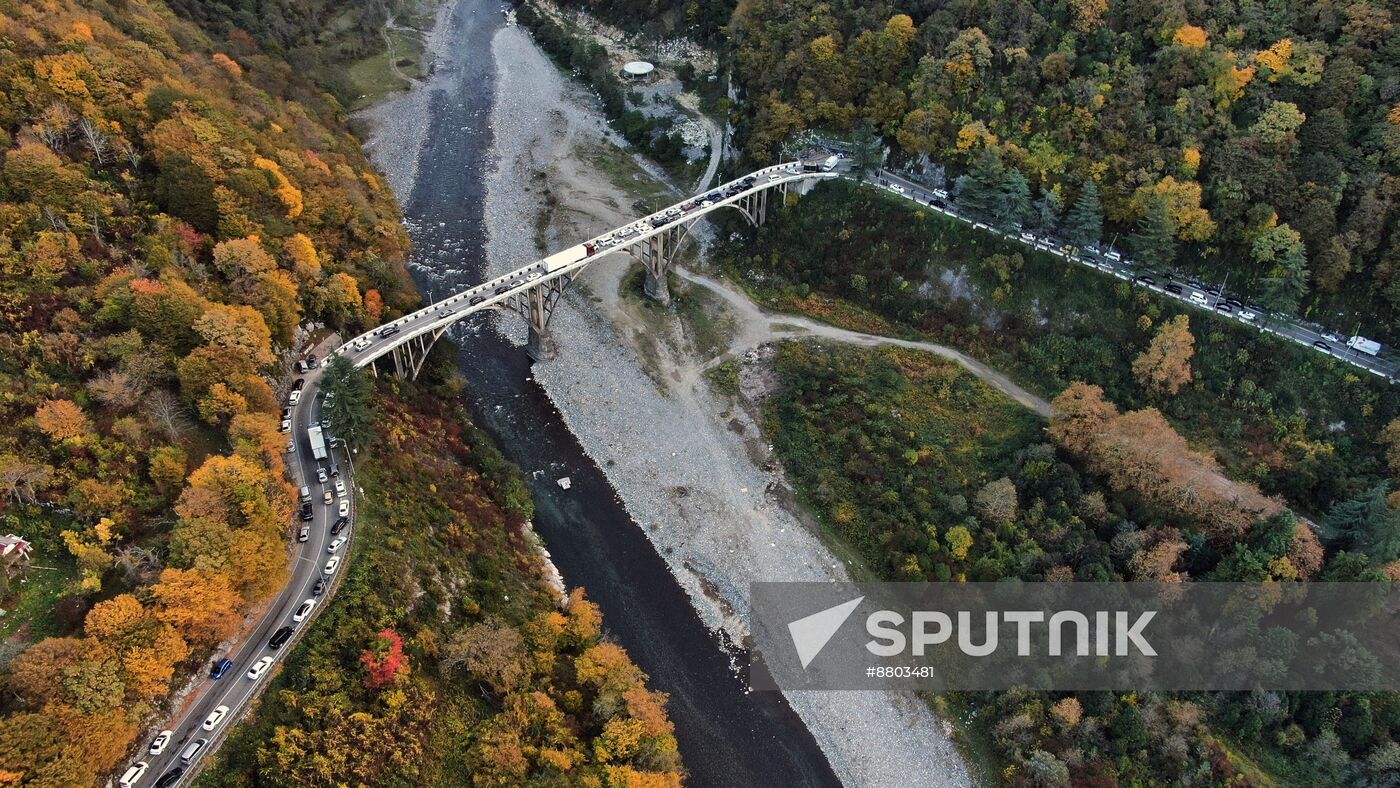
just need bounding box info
[128,336,360,788]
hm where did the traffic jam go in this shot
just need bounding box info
[334,162,824,364]
[872,172,1394,380]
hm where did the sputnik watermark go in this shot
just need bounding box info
[863,609,1156,658]
[751,582,1400,691]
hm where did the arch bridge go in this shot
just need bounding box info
[331,161,837,378]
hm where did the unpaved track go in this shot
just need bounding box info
[673,267,1053,417]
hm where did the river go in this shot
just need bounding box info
[374,0,838,784]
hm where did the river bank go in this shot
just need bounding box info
[472,17,971,788]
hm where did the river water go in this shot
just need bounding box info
[389,0,837,784]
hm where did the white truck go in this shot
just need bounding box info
[308,424,328,462]
[1347,336,1382,356]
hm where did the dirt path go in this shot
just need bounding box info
[676,93,722,192]
[671,267,1053,417]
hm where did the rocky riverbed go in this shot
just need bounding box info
[357,0,972,783]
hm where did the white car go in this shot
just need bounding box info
[338,499,349,517]
[286,439,295,454]
[317,467,328,483]
[323,556,341,575]
[288,390,301,405]
[335,479,346,498]
[352,337,371,352]
[148,730,173,755]
[280,418,291,433]
[246,656,274,680]
[327,537,346,554]
[119,762,149,788]
[293,598,317,622]
[889,184,905,194]
[202,705,230,731]
[525,271,542,281]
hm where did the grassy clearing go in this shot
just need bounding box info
[0,508,81,642]
[579,142,678,213]
[344,28,427,110]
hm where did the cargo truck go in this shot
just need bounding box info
[308,424,328,461]
[1348,336,1382,356]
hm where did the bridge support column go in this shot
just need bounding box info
[634,226,681,304]
[388,329,444,381]
[524,283,557,362]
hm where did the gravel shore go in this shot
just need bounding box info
[475,22,971,788]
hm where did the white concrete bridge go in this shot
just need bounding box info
[332,161,837,377]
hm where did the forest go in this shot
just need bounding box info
[570,0,1400,337]
[764,342,1394,784]
[0,1,684,783]
[205,362,683,786]
[718,182,1400,528]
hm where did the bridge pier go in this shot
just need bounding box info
[524,281,560,362]
[526,324,557,362]
[643,266,670,303]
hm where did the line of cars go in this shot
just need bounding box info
[121,353,355,787]
[336,163,816,364]
[871,170,1394,377]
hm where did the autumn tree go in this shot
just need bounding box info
[1132,315,1195,395]
[151,568,242,645]
[361,628,409,688]
[34,400,91,442]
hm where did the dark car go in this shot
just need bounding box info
[155,768,184,788]
[312,578,327,596]
[705,191,721,201]
[305,354,317,368]
[469,295,486,305]
[1215,303,1233,314]
[1165,284,1183,294]
[1226,298,1244,308]
[1313,340,1332,351]
[281,407,291,419]
[269,626,294,649]
[378,325,399,337]
[329,463,340,478]
[681,201,697,211]
[331,516,349,535]
[210,658,233,679]
[299,502,314,521]
[1134,276,1154,286]
[494,285,511,295]
[291,378,305,392]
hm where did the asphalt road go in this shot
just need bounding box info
[869,168,1398,383]
[125,338,358,788]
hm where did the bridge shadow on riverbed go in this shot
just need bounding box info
[393,0,838,783]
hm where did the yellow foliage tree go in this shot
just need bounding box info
[34,399,91,442]
[1173,25,1209,49]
